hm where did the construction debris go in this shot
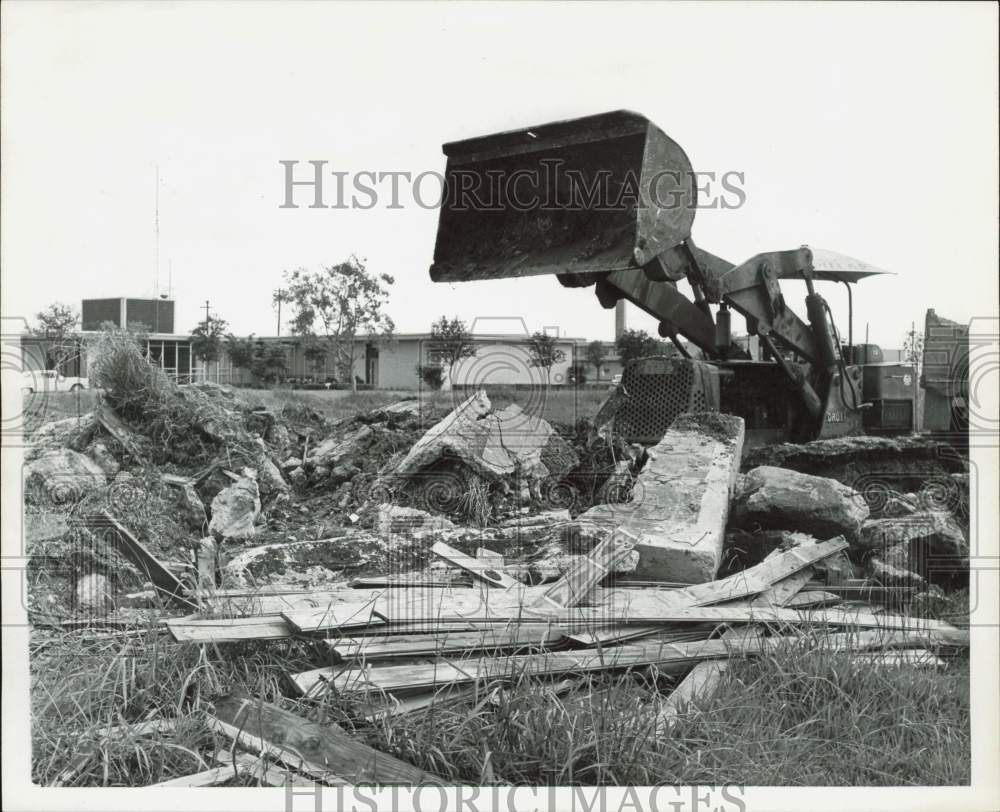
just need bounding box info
[22,348,973,788]
[732,465,869,544]
[209,473,261,539]
[577,412,745,583]
[25,449,107,504]
[393,392,579,515]
[211,695,443,785]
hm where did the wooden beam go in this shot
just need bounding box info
[211,750,316,787]
[89,511,196,609]
[295,629,935,695]
[535,533,635,609]
[211,695,444,785]
[320,624,565,664]
[167,615,292,643]
[207,713,347,786]
[431,541,520,589]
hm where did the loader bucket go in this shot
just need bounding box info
[429,110,697,283]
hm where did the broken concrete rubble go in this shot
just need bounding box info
[732,465,869,545]
[209,475,261,540]
[376,504,455,538]
[27,414,96,458]
[75,573,111,612]
[223,532,382,587]
[742,435,963,494]
[860,511,967,586]
[580,412,745,584]
[175,482,209,531]
[26,449,107,504]
[394,391,578,486]
[308,424,374,470]
[85,442,120,477]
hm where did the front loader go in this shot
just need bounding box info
[429,110,912,448]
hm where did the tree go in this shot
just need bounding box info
[29,303,80,372]
[428,316,477,382]
[568,362,588,385]
[225,334,257,373]
[251,339,288,384]
[281,255,394,392]
[190,314,229,364]
[527,331,566,379]
[416,364,445,390]
[585,340,608,379]
[903,324,924,370]
[615,329,666,364]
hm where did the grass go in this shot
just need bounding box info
[29,622,969,787]
[368,636,969,786]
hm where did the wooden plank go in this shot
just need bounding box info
[322,624,565,663]
[280,575,966,647]
[784,590,843,608]
[693,556,811,727]
[357,685,478,721]
[211,750,315,787]
[476,547,505,566]
[95,397,145,460]
[536,534,635,609]
[655,628,762,733]
[90,511,196,609]
[281,599,386,634]
[207,713,347,786]
[349,575,466,589]
[167,615,292,643]
[150,752,258,787]
[300,629,933,695]
[431,540,519,589]
[212,695,444,786]
[203,590,389,618]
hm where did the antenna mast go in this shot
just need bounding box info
[154,165,160,296]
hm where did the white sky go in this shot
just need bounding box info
[2,2,997,349]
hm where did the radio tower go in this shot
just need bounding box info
[154,165,160,296]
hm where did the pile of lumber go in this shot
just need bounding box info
[163,534,966,783]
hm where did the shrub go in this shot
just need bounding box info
[417,364,445,390]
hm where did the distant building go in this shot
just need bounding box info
[199,332,583,389]
[81,297,175,333]
[14,295,908,390]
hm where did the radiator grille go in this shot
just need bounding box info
[614,357,714,444]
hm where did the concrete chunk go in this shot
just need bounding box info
[732,465,869,544]
[581,412,745,583]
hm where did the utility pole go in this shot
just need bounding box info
[203,299,211,329]
[274,288,287,336]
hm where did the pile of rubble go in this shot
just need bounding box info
[22,367,971,786]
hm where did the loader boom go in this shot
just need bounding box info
[428,110,898,444]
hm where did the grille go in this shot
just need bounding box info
[613,357,715,444]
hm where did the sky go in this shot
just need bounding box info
[2,2,997,350]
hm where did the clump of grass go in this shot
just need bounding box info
[365,635,969,786]
[88,328,262,468]
[29,625,320,786]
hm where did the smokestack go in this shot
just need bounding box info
[614,300,626,339]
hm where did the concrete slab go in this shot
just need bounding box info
[581,412,745,583]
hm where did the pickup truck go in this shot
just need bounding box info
[21,369,89,393]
